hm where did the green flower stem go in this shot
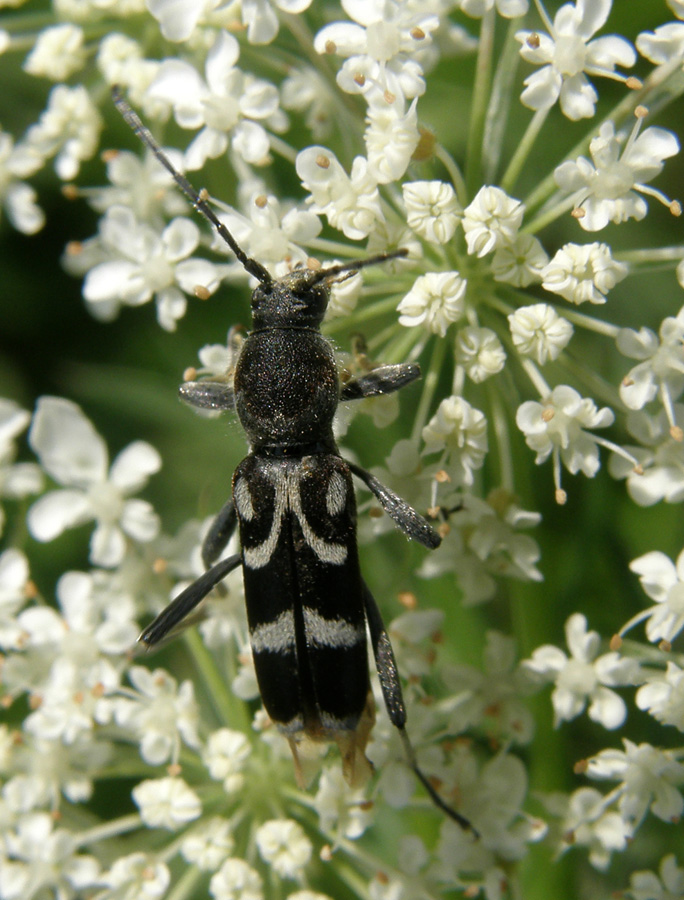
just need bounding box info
[520,193,577,235]
[487,380,515,493]
[501,107,550,195]
[268,134,298,164]
[184,628,250,734]
[482,16,523,185]
[411,335,447,442]
[520,357,551,398]
[558,352,622,410]
[559,307,621,339]
[165,858,205,900]
[76,813,143,848]
[465,9,496,199]
[617,246,684,264]
[324,295,401,335]
[435,143,468,207]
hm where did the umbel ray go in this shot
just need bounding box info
[112,86,474,832]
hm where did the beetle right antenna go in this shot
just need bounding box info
[111,86,272,286]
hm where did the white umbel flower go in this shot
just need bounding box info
[636,662,684,730]
[210,858,263,900]
[82,206,221,331]
[147,31,279,169]
[617,307,684,411]
[554,116,680,231]
[365,94,419,184]
[0,131,44,234]
[458,0,529,18]
[516,385,615,491]
[586,739,684,827]
[27,397,161,567]
[508,303,574,364]
[255,819,312,879]
[99,853,170,900]
[524,613,637,728]
[455,326,506,383]
[296,146,382,240]
[422,395,488,486]
[132,777,202,830]
[462,186,525,257]
[403,179,462,244]
[23,23,86,80]
[491,233,549,287]
[629,548,684,644]
[397,271,467,336]
[542,242,628,304]
[19,84,101,180]
[313,0,439,100]
[516,0,636,120]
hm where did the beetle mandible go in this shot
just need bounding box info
[113,87,473,831]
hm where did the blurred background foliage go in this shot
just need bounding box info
[1,2,684,896]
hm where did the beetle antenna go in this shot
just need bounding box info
[111,85,272,285]
[308,248,409,287]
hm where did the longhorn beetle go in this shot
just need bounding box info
[113,87,473,831]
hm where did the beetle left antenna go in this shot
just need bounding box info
[111,85,272,285]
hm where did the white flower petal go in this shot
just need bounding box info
[30,397,107,487]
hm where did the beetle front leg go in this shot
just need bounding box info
[202,498,238,569]
[341,363,420,401]
[140,552,242,647]
[179,380,236,412]
[347,462,441,549]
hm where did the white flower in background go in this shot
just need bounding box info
[0,131,45,234]
[561,787,631,871]
[212,192,321,275]
[147,31,279,169]
[242,0,314,45]
[586,739,684,827]
[491,233,549,287]
[442,631,536,743]
[0,548,30,650]
[636,662,684,730]
[181,817,234,871]
[203,728,252,794]
[542,242,628,304]
[402,180,462,244]
[281,66,334,140]
[88,147,188,222]
[455,326,506,382]
[98,853,170,900]
[17,84,101,180]
[554,116,680,231]
[397,271,467,335]
[255,819,312,879]
[210,858,263,900]
[313,0,439,100]
[458,0,529,18]
[627,854,684,900]
[629,549,684,644]
[145,0,222,43]
[27,396,161,567]
[609,406,684,506]
[82,206,221,330]
[314,766,373,839]
[516,385,615,490]
[422,395,488,486]
[524,613,638,728]
[109,667,201,765]
[516,0,636,120]
[617,307,684,411]
[133,776,202,829]
[296,146,382,240]
[23,23,86,80]
[508,303,574,364]
[365,94,419,184]
[0,399,43,535]
[0,812,100,899]
[637,18,684,66]
[462,186,525,257]
[97,34,163,115]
